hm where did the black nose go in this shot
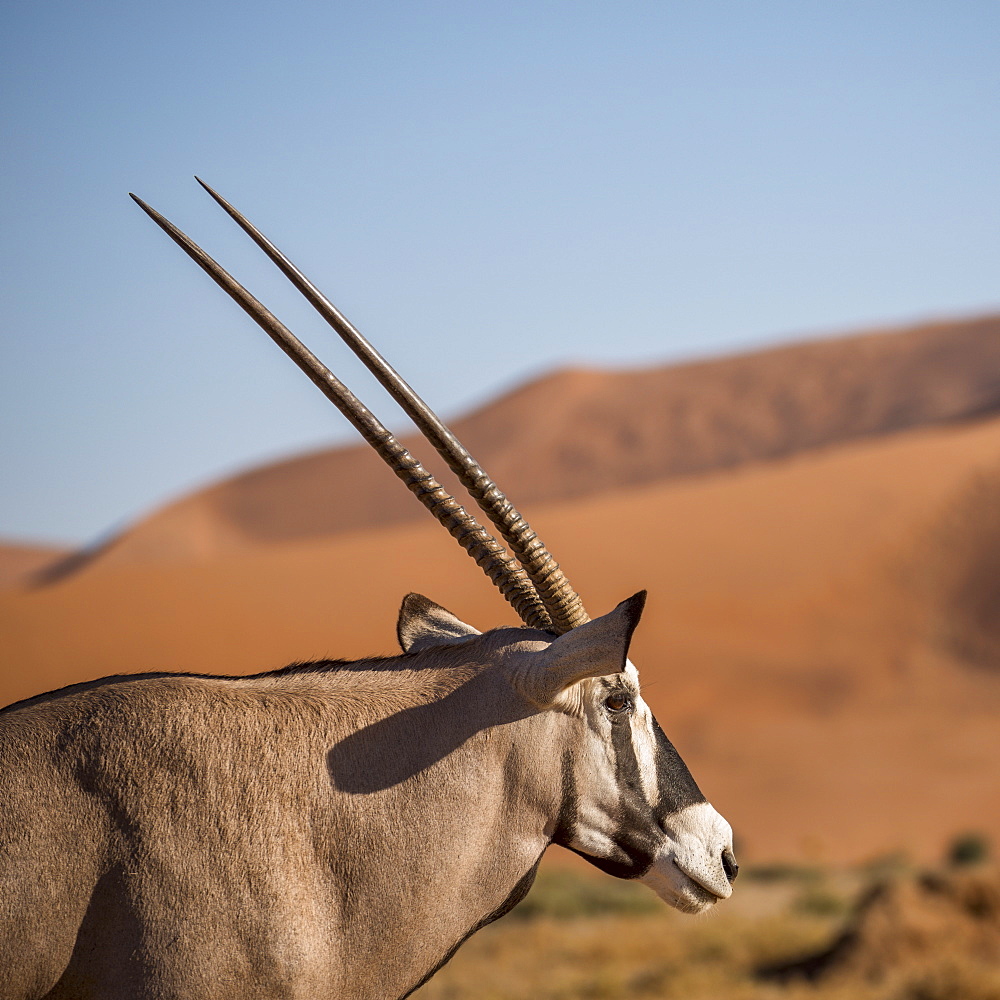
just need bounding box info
[721,847,739,883]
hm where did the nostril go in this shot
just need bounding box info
[721,847,739,883]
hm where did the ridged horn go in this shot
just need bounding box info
[193,179,590,634]
[129,193,553,632]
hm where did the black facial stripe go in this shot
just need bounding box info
[651,716,706,820]
[609,713,645,800]
[552,749,578,846]
[584,714,660,879]
[558,717,659,877]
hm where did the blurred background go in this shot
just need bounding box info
[3,2,999,997]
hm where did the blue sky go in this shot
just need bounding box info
[2,1,998,544]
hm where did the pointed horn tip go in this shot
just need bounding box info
[129,193,156,215]
[195,176,227,203]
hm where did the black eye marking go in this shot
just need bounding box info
[604,691,633,715]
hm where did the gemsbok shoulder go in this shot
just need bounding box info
[0,180,737,1000]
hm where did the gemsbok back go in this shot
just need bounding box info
[0,181,737,1000]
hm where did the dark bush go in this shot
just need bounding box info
[948,832,991,868]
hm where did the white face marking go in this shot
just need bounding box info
[564,723,623,856]
[624,659,660,809]
[639,802,735,913]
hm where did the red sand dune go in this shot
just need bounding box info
[67,312,1000,570]
[3,315,1000,865]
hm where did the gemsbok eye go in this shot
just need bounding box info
[604,692,632,714]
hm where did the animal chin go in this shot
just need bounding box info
[670,860,727,912]
[638,849,728,914]
[639,851,719,913]
[665,869,722,914]
[672,889,719,915]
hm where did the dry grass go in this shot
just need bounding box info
[413,862,1000,1000]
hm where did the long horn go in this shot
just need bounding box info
[130,193,553,632]
[194,179,589,634]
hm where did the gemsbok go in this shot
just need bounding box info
[0,180,737,1000]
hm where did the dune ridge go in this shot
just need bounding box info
[0,541,71,588]
[49,311,1000,572]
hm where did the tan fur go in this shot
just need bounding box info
[0,624,598,999]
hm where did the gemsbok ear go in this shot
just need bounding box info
[515,591,647,707]
[397,593,482,653]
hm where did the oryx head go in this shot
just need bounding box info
[132,180,737,913]
[398,589,737,913]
